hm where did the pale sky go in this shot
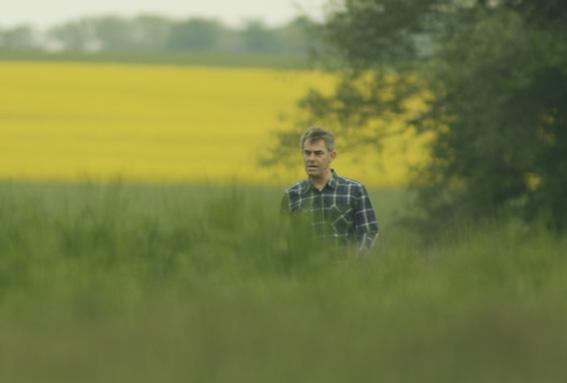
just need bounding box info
[2,0,328,29]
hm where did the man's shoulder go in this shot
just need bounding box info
[283,179,309,195]
[334,174,367,193]
[281,179,309,210]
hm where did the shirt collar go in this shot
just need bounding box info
[301,169,338,195]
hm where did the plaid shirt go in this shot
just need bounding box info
[280,170,379,249]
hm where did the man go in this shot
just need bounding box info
[280,127,379,250]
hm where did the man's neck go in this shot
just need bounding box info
[310,170,332,191]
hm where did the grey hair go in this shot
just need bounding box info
[299,127,335,152]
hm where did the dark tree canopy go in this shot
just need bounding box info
[271,0,567,231]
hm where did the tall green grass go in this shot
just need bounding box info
[0,180,566,382]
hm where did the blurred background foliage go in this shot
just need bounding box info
[0,14,317,55]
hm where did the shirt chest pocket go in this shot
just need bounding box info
[328,203,354,232]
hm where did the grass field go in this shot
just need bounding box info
[1,180,566,382]
[0,61,427,187]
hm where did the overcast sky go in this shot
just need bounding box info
[2,0,329,29]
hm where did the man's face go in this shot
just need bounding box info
[302,139,336,179]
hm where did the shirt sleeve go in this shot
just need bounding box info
[353,185,379,250]
[280,191,290,213]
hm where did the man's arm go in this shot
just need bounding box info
[280,191,290,213]
[353,185,379,250]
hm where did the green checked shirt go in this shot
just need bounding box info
[280,170,379,249]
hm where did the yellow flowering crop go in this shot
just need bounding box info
[0,62,427,187]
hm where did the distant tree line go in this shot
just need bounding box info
[0,15,317,54]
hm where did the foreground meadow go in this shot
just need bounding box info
[1,181,566,382]
[0,62,426,186]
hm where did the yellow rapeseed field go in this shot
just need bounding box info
[0,62,426,186]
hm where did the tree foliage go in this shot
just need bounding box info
[168,18,223,52]
[274,0,567,230]
[0,25,39,50]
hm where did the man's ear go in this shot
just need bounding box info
[330,151,337,160]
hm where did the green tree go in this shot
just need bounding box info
[240,19,279,53]
[129,14,172,51]
[0,24,38,50]
[90,15,138,51]
[270,0,567,231]
[275,16,318,54]
[47,19,97,51]
[167,18,224,51]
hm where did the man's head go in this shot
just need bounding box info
[300,127,336,179]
